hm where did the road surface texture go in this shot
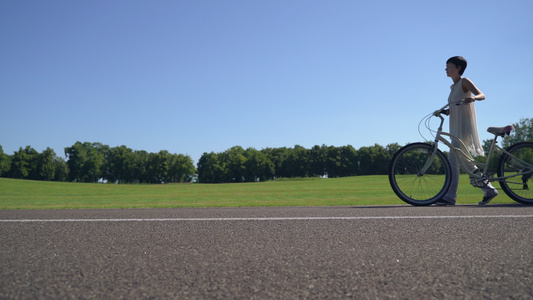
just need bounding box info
[1,205,533,299]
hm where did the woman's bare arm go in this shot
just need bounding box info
[462,78,486,102]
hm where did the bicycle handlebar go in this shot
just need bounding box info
[433,100,465,116]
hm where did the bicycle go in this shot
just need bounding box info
[388,100,533,206]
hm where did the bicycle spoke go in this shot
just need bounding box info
[498,142,533,204]
[389,143,451,205]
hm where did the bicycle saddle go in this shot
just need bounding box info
[487,125,514,137]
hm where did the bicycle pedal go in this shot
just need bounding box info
[470,177,489,188]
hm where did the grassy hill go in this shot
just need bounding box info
[0,176,516,210]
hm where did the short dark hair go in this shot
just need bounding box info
[447,56,467,75]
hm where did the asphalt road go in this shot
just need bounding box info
[1,205,533,299]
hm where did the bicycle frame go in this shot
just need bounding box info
[419,102,532,184]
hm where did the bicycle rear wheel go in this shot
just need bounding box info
[389,143,452,206]
[497,142,533,204]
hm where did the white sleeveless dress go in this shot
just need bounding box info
[448,78,485,156]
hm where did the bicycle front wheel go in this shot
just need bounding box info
[389,143,452,206]
[497,142,533,204]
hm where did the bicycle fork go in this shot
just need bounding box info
[418,115,445,176]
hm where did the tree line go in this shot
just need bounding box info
[0,141,402,183]
[1,117,531,184]
[0,142,195,183]
[197,144,401,183]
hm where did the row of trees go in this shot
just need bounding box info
[195,117,531,183]
[0,146,69,182]
[0,142,195,183]
[197,144,402,183]
[0,142,402,183]
[1,118,531,184]
[64,142,195,183]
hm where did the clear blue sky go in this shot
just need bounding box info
[1,0,532,164]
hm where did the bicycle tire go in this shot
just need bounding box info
[389,143,452,206]
[497,142,533,204]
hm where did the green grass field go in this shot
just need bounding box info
[0,176,517,210]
